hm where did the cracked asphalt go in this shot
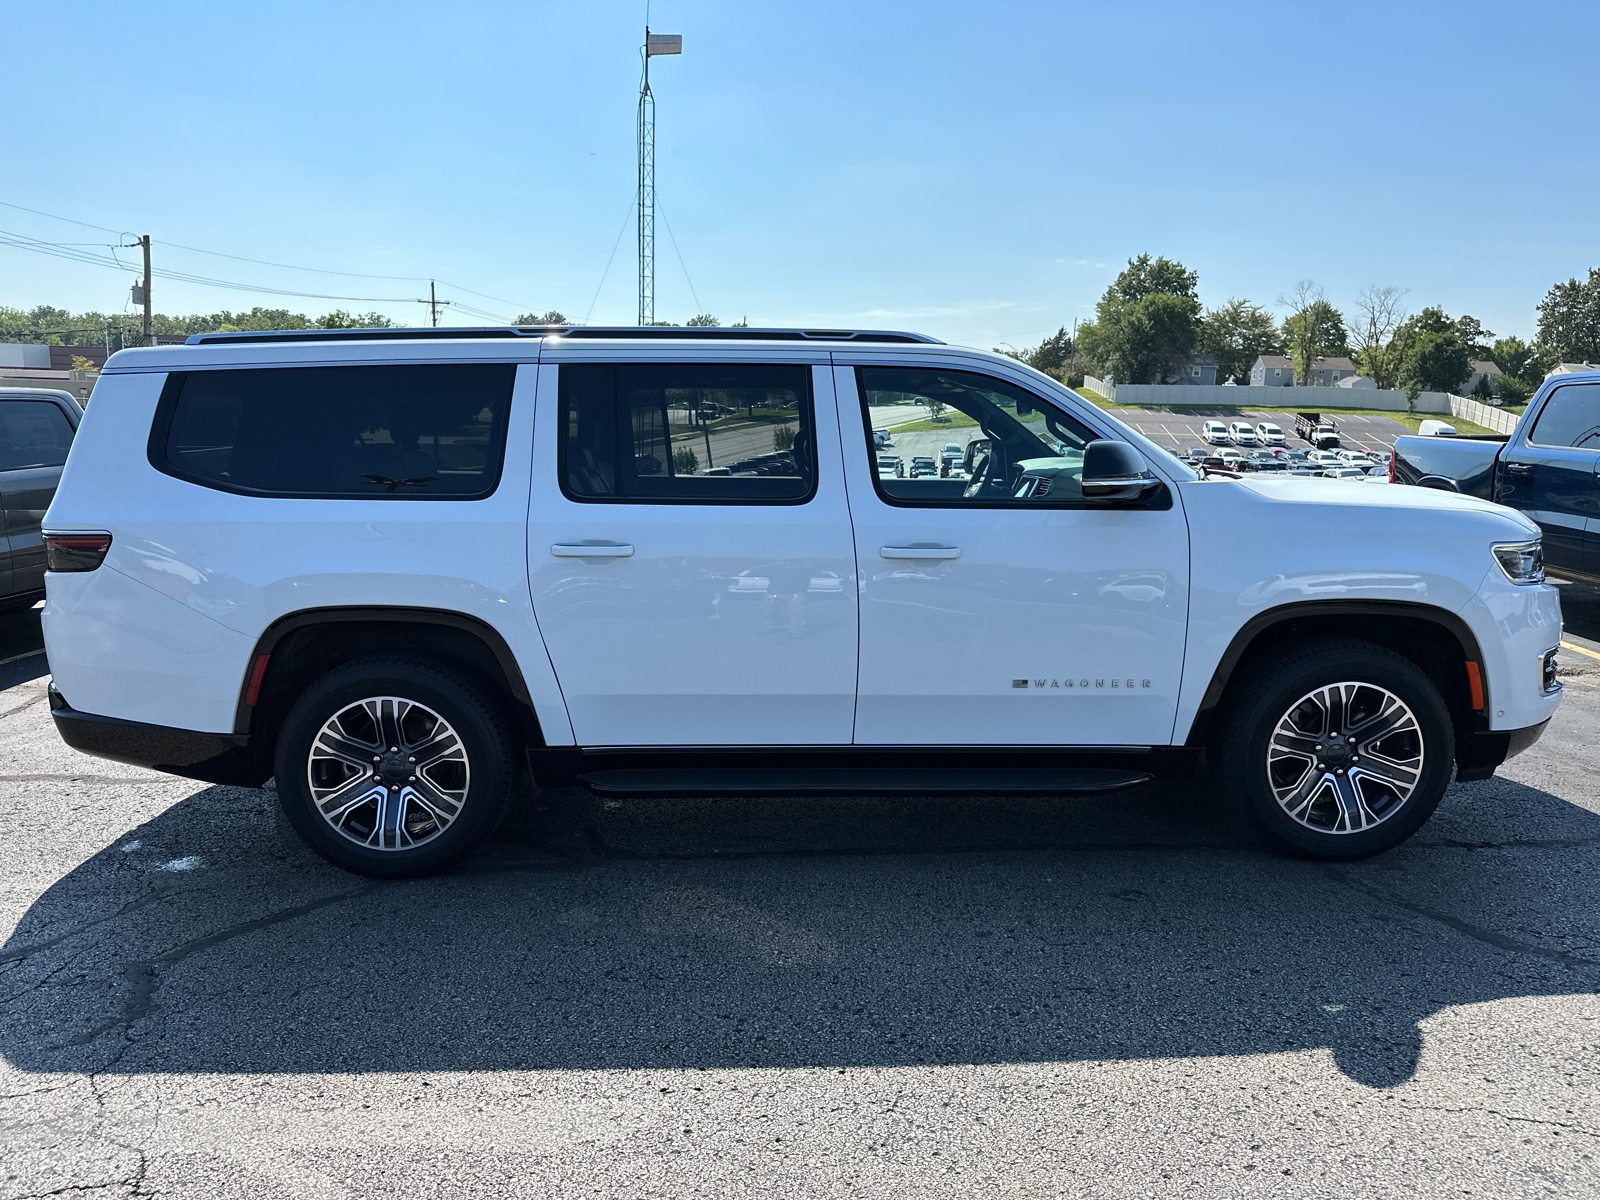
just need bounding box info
[1,602,1598,1198]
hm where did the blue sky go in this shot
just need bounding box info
[4,0,1595,346]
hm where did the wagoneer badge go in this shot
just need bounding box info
[1013,678,1152,689]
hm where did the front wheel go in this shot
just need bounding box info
[274,658,516,877]
[1212,638,1455,859]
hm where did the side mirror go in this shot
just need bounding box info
[1081,440,1159,501]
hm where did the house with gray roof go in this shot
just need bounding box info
[1309,357,1357,387]
[1458,360,1502,398]
[1250,355,1294,386]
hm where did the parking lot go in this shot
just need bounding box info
[1104,407,1410,458]
[2,587,1599,1198]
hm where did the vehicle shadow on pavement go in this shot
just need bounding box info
[2,773,1597,1091]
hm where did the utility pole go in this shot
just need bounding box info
[127,235,152,345]
[430,280,440,327]
[638,29,681,326]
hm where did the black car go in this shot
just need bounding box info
[1,389,81,611]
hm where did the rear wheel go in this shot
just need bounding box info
[1213,638,1454,859]
[274,658,516,877]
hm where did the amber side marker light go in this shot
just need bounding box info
[44,533,112,572]
[1464,660,1486,711]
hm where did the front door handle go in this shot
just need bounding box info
[1505,462,1533,475]
[552,543,635,558]
[879,545,961,560]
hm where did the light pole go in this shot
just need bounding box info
[638,28,681,327]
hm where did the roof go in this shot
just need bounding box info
[1184,352,1217,366]
[1311,356,1356,371]
[1254,355,1292,368]
[1468,360,1501,374]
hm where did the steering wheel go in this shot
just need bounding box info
[962,441,1011,499]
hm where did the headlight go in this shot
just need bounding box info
[1492,540,1544,584]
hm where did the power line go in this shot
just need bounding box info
[656,199,702,316]
[0,199,539,314]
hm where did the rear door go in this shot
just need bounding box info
[834,360,1190,747]
[0,397,78,598]
[525,355,858,746]
[1498,381,1600,576]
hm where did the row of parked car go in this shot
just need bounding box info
[1177,444,1391,480]
[1202,420,1287,448]
[876,442,970,480]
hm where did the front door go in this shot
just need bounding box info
[526,358,858,746]
[1499,381,1600,577]
[835,362,1190,747]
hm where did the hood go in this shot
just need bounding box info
[1228,476,1540,536]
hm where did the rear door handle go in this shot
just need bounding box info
[879,546,961,560]
[551,543,635,557]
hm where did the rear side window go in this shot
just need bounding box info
[0,400,74,471]
[1529,383,1600,450]
[559,362,815,503]
[151,364,516,499]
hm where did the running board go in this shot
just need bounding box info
[576,767,1153,798]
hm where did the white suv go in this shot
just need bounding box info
[1227,421,1258,446]
[41,326,1562,876]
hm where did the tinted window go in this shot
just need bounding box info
[1529,383,1600,450]
[153,365,515,499]
[857,367,1123,507]
[0,401,74,471]
[560,363,814,502]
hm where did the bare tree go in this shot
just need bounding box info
[1349,285,1410,391]
[1277,280,1348,384]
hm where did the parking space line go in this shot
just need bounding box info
[1561,640,1600,662]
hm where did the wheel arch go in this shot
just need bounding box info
[235,607,544,775]
[1185,600,1488,754]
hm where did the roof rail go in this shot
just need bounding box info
[185,325,943,347]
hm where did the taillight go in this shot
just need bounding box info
[44,533,112,572]
[1388,451,1396,483]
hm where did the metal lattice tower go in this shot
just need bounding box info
[638,29,680,327]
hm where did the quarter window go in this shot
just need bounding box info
[1528,383,1600,450]
[0,401,74,471]
[559,363,814,502]
[152,365,515,499]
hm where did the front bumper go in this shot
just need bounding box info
[1455,719,1549,782]
[49,685,265,787]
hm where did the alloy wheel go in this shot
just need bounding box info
[1265,682,1423,834]
[306,696,470,850]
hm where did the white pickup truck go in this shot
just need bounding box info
[38,326,1561,876]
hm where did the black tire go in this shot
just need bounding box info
[1212,637,1454,860]
[274,657,516,878]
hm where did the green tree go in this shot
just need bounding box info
[1496,373,1534,407]
[314,310,393,329]
[685,313,721,327]
[1198,299,1281,384]
[1453,314,1494,357]
[1278,281,1348,384]
[772,426,797,452]
[1103,253,1199,304]
[1399,329,1472,400]
[1472,373,1494,401]
[1536,267,1600,363]
[1490,335,1545,384]
[671,447,700,475]
[1090,255,1202,383]
[515,310,568,325]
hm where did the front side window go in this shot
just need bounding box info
[1529,383,1600,450]
[559,362,814,503]
[857,366,1154,507]
[0,401,74,471]
[152,364,515,499]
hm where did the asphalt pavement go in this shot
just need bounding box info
[1,588,1599,1198]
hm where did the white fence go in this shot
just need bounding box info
[1079,379,1454,414]
[1448,394,1520,435]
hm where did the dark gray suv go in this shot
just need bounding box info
[0,388,81,611]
